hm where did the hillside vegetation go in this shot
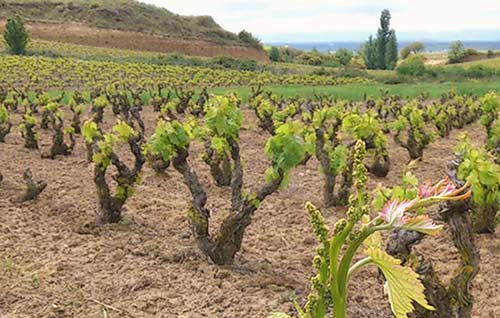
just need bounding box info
[0,0,251,46]
[452,57,500,69]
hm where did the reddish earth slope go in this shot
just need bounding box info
[0,19,269,62]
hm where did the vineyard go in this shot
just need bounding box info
[3,0,500,316]
[0,55,369,91]
[0,51,499,317]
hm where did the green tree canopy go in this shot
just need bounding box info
[3,16,30,55]
[238,30,262,49]
[385,30,398,70]
[269,46,281,62]
[362,35,378,69]
[448,41,467,64]
[401,42,425,59]
[335,48,353,66]
[362,9,398,70]
[376,9,392,69]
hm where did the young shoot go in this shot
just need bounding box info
[273,140,470,318]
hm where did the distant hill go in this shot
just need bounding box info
[0,0,268,61]
[0,0,251,45]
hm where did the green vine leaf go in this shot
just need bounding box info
[113,120,136,141]
[265,121,305,178]
[367,248,435,318]
[0,105,9,123]
[82,120,100,143]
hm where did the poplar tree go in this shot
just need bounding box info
[362,36,378,69]
[376,9,392,69]
[362,10,398,70]
[385,30,398,70]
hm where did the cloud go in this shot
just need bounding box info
[142,0,500,41]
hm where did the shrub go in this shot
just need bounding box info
[207,55,258,71]
[448,41,467,64]
[465,48,479,56]
[310,104,349,207]
[237,59,258,71]
[428,65,498,81]
[238,30,262,49]
[466,64,496,78]
[320,59,341,68]
[296,52,324,66]
[269,46,281,62]
[397,55,426,76]
[400,42,425,59]
[342,112,390,177]
[335,48,353,66]
[3,16,30,55]
[208,55,239,69]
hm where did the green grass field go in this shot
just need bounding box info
[208,81,500,101]
[454,57,500,69]
[30,80,500,103]
[37,80,500,104]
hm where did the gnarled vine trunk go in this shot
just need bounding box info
[0,121,12,142]
[91,108,146,224]
[43,118,75,159]
[315,127,341,208]
[149,155,170,174]
[370,154,390,177]
[173,139,284,265]
[22,122,38,149]
[175,88,194,114]
[70,109,82,134]
[336,153,354,206]
[394,128,430,160]
[94,165,125,224]
[203,139,232,187]
[41,110,51,129]
[472,202,497,234]
[18,169,47,202]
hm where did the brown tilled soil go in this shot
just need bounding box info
[0,20,269,62]
[0,107,499,318]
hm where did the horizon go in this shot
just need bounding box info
[266,39,500,44]
[264,40,500,54]
[141,0,500,42]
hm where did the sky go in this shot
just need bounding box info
[142,0,500,43]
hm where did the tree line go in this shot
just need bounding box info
[362,9,398,70]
